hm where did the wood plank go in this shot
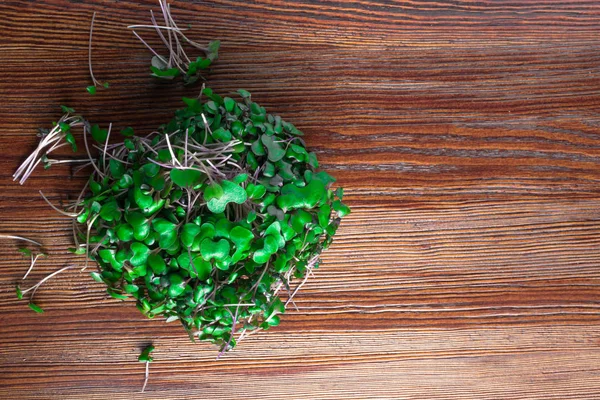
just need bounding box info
[0,0,599,398]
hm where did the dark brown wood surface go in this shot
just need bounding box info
[1,1,600,398]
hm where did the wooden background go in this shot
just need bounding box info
[1,0,599,398]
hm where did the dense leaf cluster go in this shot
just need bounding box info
[73,88,349,350]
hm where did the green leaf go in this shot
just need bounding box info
[263,162,275,178]
[207,40,220,61]
[98,249,123,271]
[318,204,332,228]
[200,238,230,262]
[232,173,248,184]
[251,139,266,156]
[28,303,44,313]
[206,180,247,214]
[224,97,236,113]
[151,65,180,79]
[86,85,97,95]
[18,248,32,257]
[126,212,148,227]
[307,152,319,168]
[90,124,108,143]
[246,183,266,200]
[116,224,134,242]
[61,105,75,114]
[109,159,125,179]
[253,234,280,264]
[108,289,129,300]
[178,253,212,280]
[130,242,150,267]
[230,226,253,262]
[212,127,232,142]
[181,223,201,248]
[140,163,160,178]
[68,246,87,255]
[237,89,251,99]
[138,345,155,363]
[204,183,223,202]
[168,274,186,298]
[152,218,178,249]
[170,168,204,187]
[148,253,166,275]
[277,179,327,211]
[261,135,286,162]
[120,127,135,137]
[99,200,121,222]
[15,285,23,300]
[124,284,139,294]
[231,120,244,137]
[152,218,176,235]
[182,97,202,113]
[64,132,77,152]
[134,186,154,210]
[291,210,312,233]
[332,200,351,217]
[90,272,104,283]
[215,218,233,239]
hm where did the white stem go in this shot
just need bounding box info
[164,133,181,167]
[82,214,100,272]
[141,361,150,393]
[0,235,42,246]
[88,12,99,86]
[102,123,112,171]
[39,191,80,218]
[22,254,43,280]
[127,24,188,32]
[131,30,168,65]
[83,125,105,178]
[21,265,72,294]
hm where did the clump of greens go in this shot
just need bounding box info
[45,89,348,351]
[11,0,349,354]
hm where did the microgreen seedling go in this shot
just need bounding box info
[19,247,47,280]
[129,0,220,85]
[12,107,86,185]
[0,235,42,247]
[87,12,109,94]
[138,345,155,393]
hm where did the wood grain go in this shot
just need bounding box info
[1,1,599,398]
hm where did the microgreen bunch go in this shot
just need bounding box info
[129,0,220,84]
[48,88,349,351]
[12,107,85,185]
[12,0,348,353]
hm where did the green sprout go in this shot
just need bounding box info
[138,344,155,392]
[128,0,219,85]
[87,12,109,94]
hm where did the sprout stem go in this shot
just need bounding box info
[21,265,73,295]
[141,361,150,393]
[88,12,100,87]
[39,191,80,218]
[0,235,42,247]
[22,253,44,281]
